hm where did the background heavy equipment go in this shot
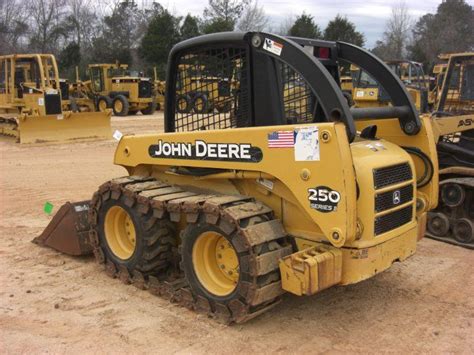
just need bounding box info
[76,63,157,116]
[174,63,234,115]
[0,54,111,144]
[153,67,165,111]
[35,32,442,323]
[426,52,474,248]
[351,60,432,113]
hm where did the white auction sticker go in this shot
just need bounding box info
[295,126,320,161]
[38,98,44,106]
[356,90,364,97]
[113,130,123,141]
[263,38,283,56]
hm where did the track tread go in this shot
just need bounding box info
[89,176,292,324]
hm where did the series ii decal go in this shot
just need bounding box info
[149,140,263,163]
[308,186,341,213]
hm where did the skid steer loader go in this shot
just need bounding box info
[0,54,111,144]
[35,32,442,323]
[426,53,474,248]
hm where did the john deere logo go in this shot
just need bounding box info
[393,190,401,205]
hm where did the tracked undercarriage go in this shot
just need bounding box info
[88,176,291,323]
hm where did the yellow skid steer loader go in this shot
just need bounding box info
[0,54,111,144]
[36,32,448,323]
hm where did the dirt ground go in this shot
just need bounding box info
[1,112,473,354]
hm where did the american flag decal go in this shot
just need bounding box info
[267,131,294,148]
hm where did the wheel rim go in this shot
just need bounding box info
[98,100,107,111]
[104,206,136,260]
[178,98,187,111]
[192,231,239,296]
[195,98,204,111]
[114,100,123,113]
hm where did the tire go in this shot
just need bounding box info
[70,98,79,112]
[112,95,129,116]
[192,93,210,114]
[141,100,157,115]
[180,201,291,319]
[91,182,176,277]
[97,96,112,112]
[176,94,192,113]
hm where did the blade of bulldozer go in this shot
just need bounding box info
[33,200,93,256]
[17,111,111,144]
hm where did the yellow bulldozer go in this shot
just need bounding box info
[34,32,473,323]
[426,52,474,248]
[0,54,111,144]
[75,63,157,116]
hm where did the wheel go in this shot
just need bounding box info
[70,98,79,112]
[216,100,232,113]
[180,206,291,318]
[441,183,465,207]
[427,212,450,237]
[97,96,112,112]
[453,218,474,243]
[141,100,157,115]
[184,224,240,298]
[192,93,210,114]
[176,94,192,113]
[92,182,175,276]
[112,95,130,116]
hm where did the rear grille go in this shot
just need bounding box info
[374,205,413,236]
[45,94,62,115]
[375,184,413,212]
[373,163,412,189]
[139,81,152,98]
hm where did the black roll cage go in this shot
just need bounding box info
[165,32,421,142]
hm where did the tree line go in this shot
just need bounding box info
[0,0,472,80]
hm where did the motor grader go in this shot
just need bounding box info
[175,64,234,115]
[426,52,474,248]
[76,63,156,116]
[36,32,446,323]
[0,54,111,144]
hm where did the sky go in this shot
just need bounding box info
[157,0,446,48]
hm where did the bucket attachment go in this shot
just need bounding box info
[17,111,111,144]
[33,201,93,256]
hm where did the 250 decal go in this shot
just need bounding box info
[308,186,341,213]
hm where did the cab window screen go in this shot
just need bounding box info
[280,63,316,124]
[173,46,249,132]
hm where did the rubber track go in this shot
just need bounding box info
[426,178,474,249]
[88,175,291,324]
